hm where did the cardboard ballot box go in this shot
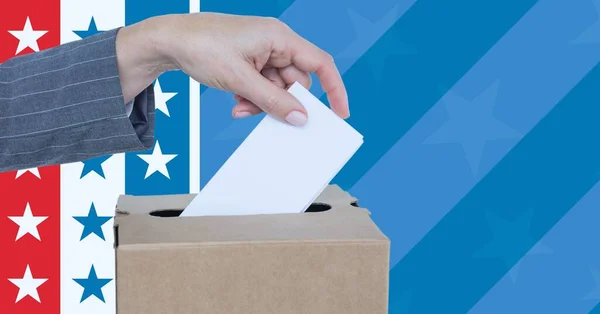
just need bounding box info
[113,185,390,314]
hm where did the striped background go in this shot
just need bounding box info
[1,0,600,313]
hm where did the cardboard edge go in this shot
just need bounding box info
[115,238,390,251]
[113,221,120,313]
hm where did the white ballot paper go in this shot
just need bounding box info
[180,82,364,217]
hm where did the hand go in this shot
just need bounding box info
[116,13,349,126]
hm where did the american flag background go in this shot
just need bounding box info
[1,0,600,313]
[0,0,199,313]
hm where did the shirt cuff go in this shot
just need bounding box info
[127,86,155,149]
[126,99,134,117]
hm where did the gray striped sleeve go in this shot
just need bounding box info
[0,28,155,173]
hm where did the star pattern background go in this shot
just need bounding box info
[8,265,48,303]
[472,208,553,283]
[137,141,177,179]
[73,266,112,303]
[8,17,48,54]
[72,204,112,241]
[424,82,521,177]
[0,6,61,314]
[8,203,48,242]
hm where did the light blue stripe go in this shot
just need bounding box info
[469,180,600,314]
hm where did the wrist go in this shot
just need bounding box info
[115,17,176,103]
[144,15,181,73]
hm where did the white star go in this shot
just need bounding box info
[8,203,48,241]
[154,79,177,117]
[8,265,48,303]
[8,17,48,55]
[137,141,177,179]
[15,167,41,179]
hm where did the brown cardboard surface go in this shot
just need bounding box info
[114,184,390,314]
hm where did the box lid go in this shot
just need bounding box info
[114,185,388,248]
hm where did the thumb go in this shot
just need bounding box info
[235,66,308,126]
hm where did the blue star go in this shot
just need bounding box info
[574,0,600,44]
[338,6,403,61]
[367,40,416,81]
[472,208,553,282]
[73,17,104,39]
[73,203,112,241]
[424,81,521,176]
[337,6,412,80]
[73,265,112,303]
[80,155,112,179]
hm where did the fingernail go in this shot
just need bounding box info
[285,111,308,126]
[233,111,251,118]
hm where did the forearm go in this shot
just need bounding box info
[0,28,156,173]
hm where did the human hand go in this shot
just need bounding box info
[116,13,348,126]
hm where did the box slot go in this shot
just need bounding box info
[149,209,184,218]
[148,201,335,218]
[304,202,332,212]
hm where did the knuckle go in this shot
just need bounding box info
[263,17,290,31]
[264,16,281,26]
[264,95,282,113]
[221,67,241,89]
[316,52,334,71]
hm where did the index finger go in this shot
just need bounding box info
[288,34,349,118]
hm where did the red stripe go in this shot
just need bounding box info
[0,1,61,313]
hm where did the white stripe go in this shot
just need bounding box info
[190,0,201,193]
[190,0,200,13]
[0,55,115,84]
[60,1,125,313]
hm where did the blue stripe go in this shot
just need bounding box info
[469,180,600,314]
[125,0,191,195]
[199,0,411,187]
[388,61,600,313]
[350,0,600,269]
